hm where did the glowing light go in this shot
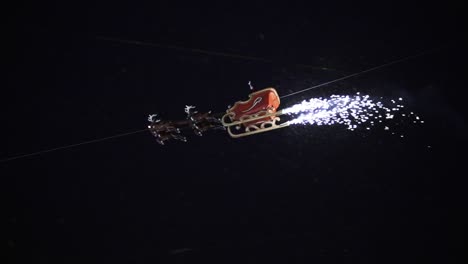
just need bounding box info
[282,93,421,133]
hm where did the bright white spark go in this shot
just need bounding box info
[282,93,421,133]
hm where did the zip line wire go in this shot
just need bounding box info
[0,129,148,163]
[97,36,444,100]
[279,46,444,99]
[96,36,338,72]
[0,39,447,163]
[97,36,274,63]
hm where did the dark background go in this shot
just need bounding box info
[4,2,466,263]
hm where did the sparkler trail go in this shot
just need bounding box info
[282,93,423,133]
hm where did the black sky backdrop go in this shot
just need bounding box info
[4,2,467,263]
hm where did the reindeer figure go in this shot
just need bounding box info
[147,113,186,144]
[184,105,224,136]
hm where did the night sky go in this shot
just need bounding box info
[4,2,467,263]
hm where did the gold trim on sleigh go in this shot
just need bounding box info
[222,109,290,138]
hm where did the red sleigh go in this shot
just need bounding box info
[221,87,289,138]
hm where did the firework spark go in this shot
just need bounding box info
[282,93,422,132]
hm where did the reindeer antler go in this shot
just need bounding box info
[148,114,161,123]
[184,105,197,115]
